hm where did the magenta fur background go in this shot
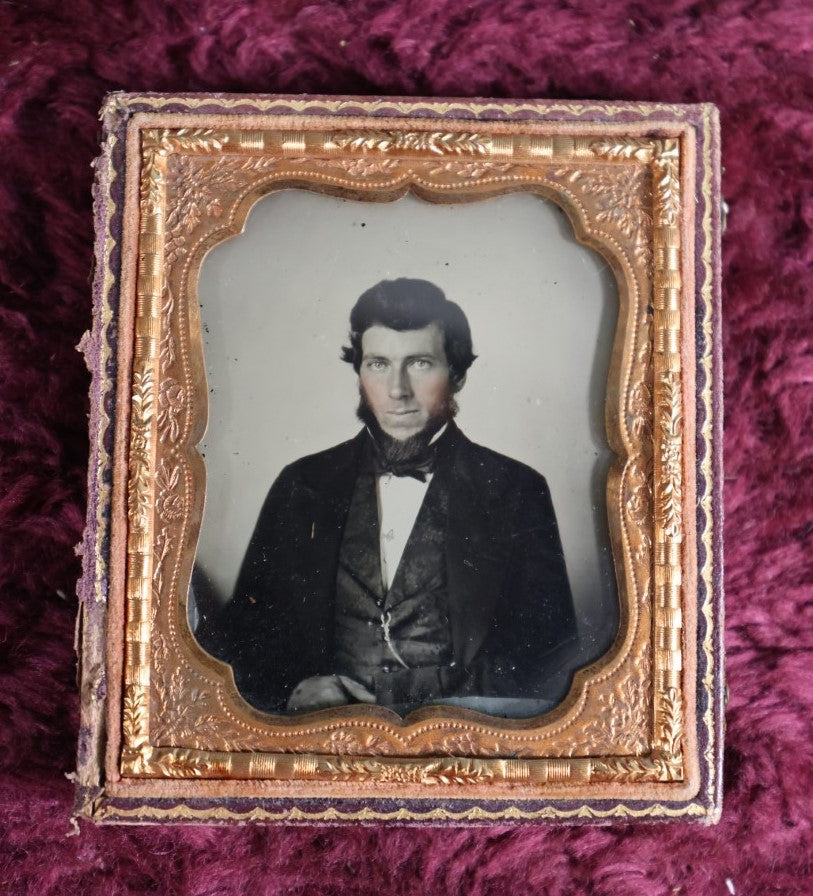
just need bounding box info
[0,1,811,894]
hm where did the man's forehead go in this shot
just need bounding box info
[361,323,446,357]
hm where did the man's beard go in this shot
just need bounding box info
[356,388,458,467]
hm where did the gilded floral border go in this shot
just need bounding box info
[118,121,687,791]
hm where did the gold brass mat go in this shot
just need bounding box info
[118,116,693,791]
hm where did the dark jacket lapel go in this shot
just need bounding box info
[290,430,368,657]
[444,427,512,667]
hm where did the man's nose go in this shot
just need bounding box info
[388,365,412,399]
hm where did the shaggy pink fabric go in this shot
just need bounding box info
[0,1,811,893]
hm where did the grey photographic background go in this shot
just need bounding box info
[196,190,618,658]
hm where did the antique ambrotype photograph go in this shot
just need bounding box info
[75,94,724,825]
[191,192,618,720]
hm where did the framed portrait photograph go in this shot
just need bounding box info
[75,93,724,825]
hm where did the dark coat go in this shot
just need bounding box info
[197,424,578,713]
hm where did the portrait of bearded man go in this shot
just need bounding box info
[196,278,579,717]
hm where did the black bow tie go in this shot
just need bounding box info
[373,456,435,482]
[369,435,437,482]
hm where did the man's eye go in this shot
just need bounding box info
[366,360,387,371]
[411,359,432,370]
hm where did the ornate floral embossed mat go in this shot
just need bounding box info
[1,1,810,893]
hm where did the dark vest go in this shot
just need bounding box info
[333,456,462,708]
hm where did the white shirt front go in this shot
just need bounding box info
[372,423,448,591]
[376,472,432,590]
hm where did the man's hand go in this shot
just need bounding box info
[286,675,376,712]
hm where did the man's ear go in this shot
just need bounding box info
[452,373,466,392]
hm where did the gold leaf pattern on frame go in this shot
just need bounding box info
[330,130,490,156]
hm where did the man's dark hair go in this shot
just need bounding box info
[341,278,476,386]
